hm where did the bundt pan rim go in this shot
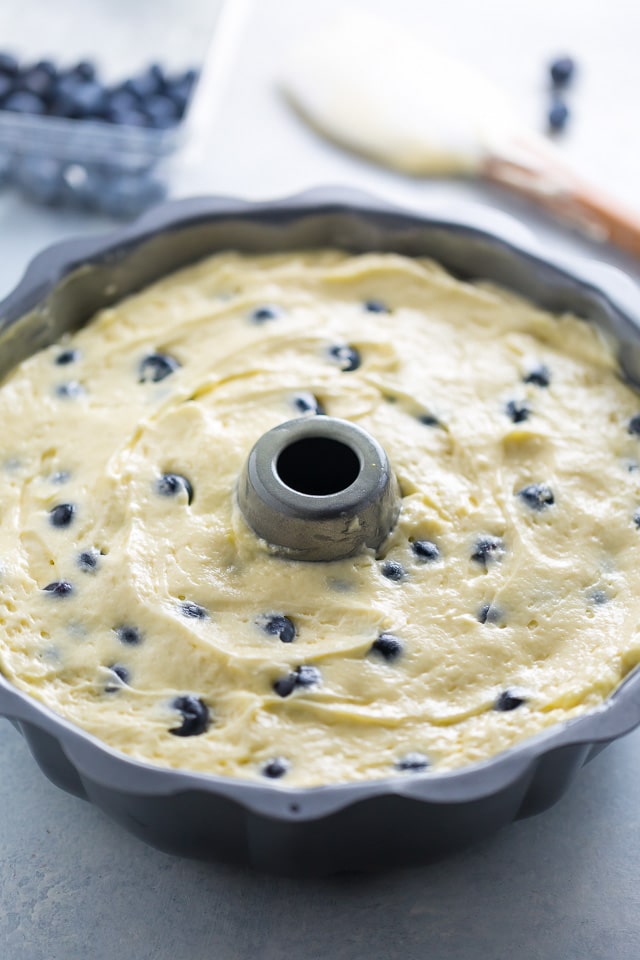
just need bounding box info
[1,188,640,874]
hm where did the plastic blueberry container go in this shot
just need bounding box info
[2,189,640,877]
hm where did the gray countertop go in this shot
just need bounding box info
[2,1,640,957]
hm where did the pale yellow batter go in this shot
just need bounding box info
[1,250,640,786]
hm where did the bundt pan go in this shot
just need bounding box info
[2,189,640,877]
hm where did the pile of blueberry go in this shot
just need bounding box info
[546,55,576,134]
[0,53,197,127]
[0,53,199,217]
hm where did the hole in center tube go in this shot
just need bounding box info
[276,437,361,496]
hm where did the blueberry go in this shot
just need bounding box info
[550,56,575,88]
[180,600,207,620]
[259,614,296,643]
[494,689,527,711]
[262,757,290,779]
[55,349,80,365]
[273,664,321,697]
[396,752,429,772]
[505,399,530,423]
[105,105,149,127]
[364,299,389,313]
[156,473,193,504]
[16,155,65,205]
[328,344,361,372]
[69,81,108,119]
[3,91,45,114]
[77,548,99,571]
[548,99,570,133]
[381,560,406,582]
[524,364,550,388]
[18,66,56,101]
[590,590,608,606]
[116,625,142,646]
[69,61,97,83]
[412,540,440,562]
[105,89,139,117]
[55,381,85,398]
[169,695,210,737]
[99,172,166,219]
[105,663,129,693]
[43,581,73,597]
[370,632,403,661]
[518,483,555,510]
[250,305,281,324]
[478,604,502,625]
[49,503,75,528]
[143,95,178,128]
[628,415,640,436]
[0,53,19,77]
[124,68,163,102]
[292,392,325,416]
[139,353,180,383]
[633,510,640,528]
[471,536,505,567]
[0,74,13,102]
[418,413,440,427]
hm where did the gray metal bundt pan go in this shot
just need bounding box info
[2,188,640,877]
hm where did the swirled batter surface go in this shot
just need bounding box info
[1,251,640,786]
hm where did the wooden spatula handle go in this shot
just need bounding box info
[484,142,640,259]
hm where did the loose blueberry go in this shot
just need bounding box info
[506,399,530,423]
[262,757,290,779]
[139,353,180,383]
[628,415,640,436]
[105,663,129,693]
[259,614,296,643]
[418,413,440,427]
[370,632,403,662]
[250,305,281,324]
[116,625,142,646]
[412,540,440,562]
[396,752,429,772]
[471,536,505,567]
[55,349,80,365]
[364,299,389,314]
[548,99,570,133]
[633,510,640,529]
[518,483,555,510]
[55,381,85,399]
[328,344,361,372]
[381,560,406,582]
[273,664,321,697]
[478,604,502,625]
[169,695,210,737]
[524,364,550,388]
[43,581,73,597]
[550,56,575,88]
[49,503,75,528]
[77,548,99,571]
[156,473,193,504]
[292,392,325,416]
[3,91,45,114]
[494,689,527,711]
[180,600,207,620]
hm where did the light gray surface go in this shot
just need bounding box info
[2,0,640,957]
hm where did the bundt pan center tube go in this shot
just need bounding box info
[2,189,640,876]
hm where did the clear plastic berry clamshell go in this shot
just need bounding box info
[0,0,230,215]
[1,189,640,876]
